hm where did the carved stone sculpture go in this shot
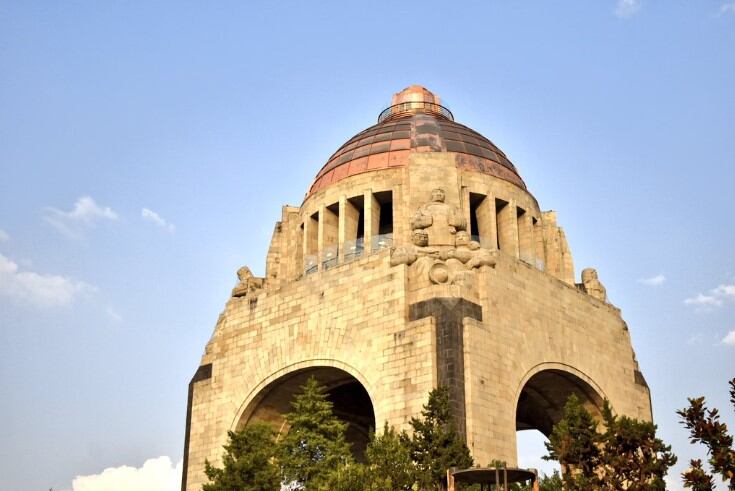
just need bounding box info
[231,266,264,298]
[410,188,467,246]
[391,191,495,285]
[580,268,607,303]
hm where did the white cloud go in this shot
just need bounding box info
[71,456,182,491]
[0,229,9,242]
[712,284,735,297]
[638,274,666,286]
[684,293,723,308]
[684,283,735,309]
[0,253,94,307]
[44,196,118,239]
[615,0,641,18]
[723,330,735,346]
[720,3,735,15]
[141,208,175,233]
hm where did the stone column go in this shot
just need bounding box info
[317,205,325,272]
[496,199,519,258]
[409,298,483,443]
[364,189,381,253]
[533,217,545,271]
[517,208,535,265]
[303,213,318,273]
[318,205,338,270]
[461,186,471,235]
[476,194,497,249]
[339,195,360,261]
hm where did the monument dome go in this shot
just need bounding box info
[308,86,526,197]
[181,86,653,491]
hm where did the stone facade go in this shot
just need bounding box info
[181,86,651,491]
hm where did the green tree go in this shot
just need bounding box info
[677,377,735,490]
[543,394,602,490]
[537,471,563,491]
[202,422,280,491]
[682,460,716,491]
[406,386,473,490]
[598,400,676,490]
[366,422,417,490]
[322,462,370,491]
[324,422,418,491]
[502,472,563,491]
[544,394,675,490]
[279,376,353,490]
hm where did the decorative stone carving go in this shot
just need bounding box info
[391,190,495,285]
[231,266,264,298]
[389,245,417,267]
[580,268,607,303]
[410,188,467,246]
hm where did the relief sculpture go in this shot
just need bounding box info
[579,267,608,303]
[231,266,264,298]
[391,188,496,286]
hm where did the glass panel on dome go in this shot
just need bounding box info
[304,254,318,275]
[321,244,339,270]
[372,233,393,251]
[342,237,364,263]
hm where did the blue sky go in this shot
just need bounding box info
[1,1,734,490]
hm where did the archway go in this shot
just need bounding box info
[237,366,376,461]
[515,368,605,476]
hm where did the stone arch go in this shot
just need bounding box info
[232,360,376,461]
[514,363,607,437]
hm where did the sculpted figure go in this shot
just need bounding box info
[581,268,607,303]
[412,229,429,247]
[410,188,466,246]
[444,231,496,270]
[389,245,417,266]
[395,190,495,285]
[231,266,264,298]
[445,231,473,264]
[466,245,497,269]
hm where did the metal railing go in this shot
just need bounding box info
[303,234,393,274]
[377,101,454,123]
[342,238,364,263]
[304,255,318,275]
[371,233,393,251]
[321,245,339,270]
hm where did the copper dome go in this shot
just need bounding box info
[307,86,526,197]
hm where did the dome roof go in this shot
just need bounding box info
[307,86,526,197]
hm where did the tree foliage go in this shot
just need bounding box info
[677,377,735,490]
[536,471,563,491]
[323,423,416,491]
[406,386,474,490]
[327,387,473,491]
[365,422,417,491]
[544,393,675,490]
[544,394,601,490]
[682,459,716,491]
[202,422,280,491]
[278,376,354,490]
[204,383,476,491]
[598,400,676,490]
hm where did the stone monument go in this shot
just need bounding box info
[181,86,652,490]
